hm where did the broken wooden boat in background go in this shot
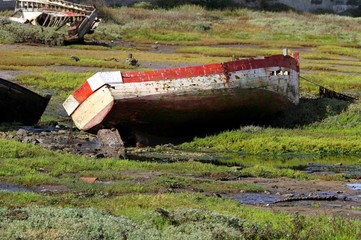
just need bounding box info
[0,78,51,125]
[63,49,300,146]
[9,0,100,42]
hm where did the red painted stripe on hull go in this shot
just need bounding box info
[73,81,92,103]
[121,55,298,83]
[121,63,224,83]
[224,55,298,72]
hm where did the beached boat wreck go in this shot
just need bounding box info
[9,0,100,42]
[0,78,51,125]
[63,50,300,145]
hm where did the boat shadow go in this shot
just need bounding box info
[270,97,353,128]
[127,97,353,146]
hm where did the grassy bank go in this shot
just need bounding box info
[0,195,359,239]
[0,194,360,239]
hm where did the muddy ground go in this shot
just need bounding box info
[1,42,361,219]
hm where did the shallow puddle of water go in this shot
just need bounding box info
[0,183,30,192]
[225,193,280,204]
[347,183,361,190]
[305,164,361,178]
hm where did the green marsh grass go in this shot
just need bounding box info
[0,44,228,73]
[100,193,361,239]
[316,45,361,59]
[0,48,134,70]
[81,6,361,47]
[301,72,361,93]
[175,46,281,58]
[181,124,361,155]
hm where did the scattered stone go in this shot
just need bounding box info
[22,136,39,144]
[16,128,28,136]
[97,128,124,147]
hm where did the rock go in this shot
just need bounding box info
[16,128,28,137]
[151,42,159,50]
[97,128,124,147]
[23,137,39,144]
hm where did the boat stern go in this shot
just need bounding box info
[70,85,114,131]
[63,71,122,131]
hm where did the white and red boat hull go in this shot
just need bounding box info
[63,53,299,143]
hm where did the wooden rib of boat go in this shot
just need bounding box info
[9,0,100,42]
[63,50,299,145]
[0,78,51,125]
